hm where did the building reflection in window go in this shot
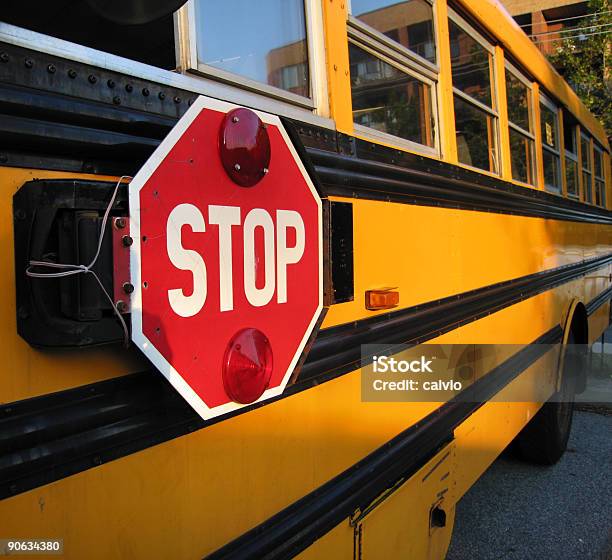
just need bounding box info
[195,0,310,98]
[351,0,436,63]
[449,21,491,107]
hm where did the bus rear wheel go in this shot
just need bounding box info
[514,334,578,465]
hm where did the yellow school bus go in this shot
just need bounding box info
[0,0,610,558]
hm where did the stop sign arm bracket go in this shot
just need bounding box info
[280,117,354,307]
[13,178,130,347]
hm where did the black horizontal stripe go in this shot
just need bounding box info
[205,327,563,560]
[0,254,609,500]
[0,113,159,161]
[306,145,612,224]
[586,285,612,316]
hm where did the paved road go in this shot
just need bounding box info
[447,410,612,560]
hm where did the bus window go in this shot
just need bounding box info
[192,0,310,100]
[563,113,580,198]
[448,12,499,174]
[348,44,435,149]
[593,145,606,207]
[581,132,593,203]
[505,64,535,185]
[539,96,561,192]
[346,1,439,155]
[350,0,436,64]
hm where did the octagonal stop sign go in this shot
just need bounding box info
[129,96,323,420]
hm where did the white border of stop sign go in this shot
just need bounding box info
[128,95,323,421]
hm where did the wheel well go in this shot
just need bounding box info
[569,302,588,344]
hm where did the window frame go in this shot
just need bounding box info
[562,114,579,199]
[593,144,606,208]
[180,0,327,111]
[504,61,536,186]
[539,93,562,193]
[580,131,594,204]
[448,9,500,176]
[347,37,440,156]
[345,0,441,157]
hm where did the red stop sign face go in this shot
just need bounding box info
[129,96,323,420]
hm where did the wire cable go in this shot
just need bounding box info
[26,175,132,347]
[529,21,612,38]
[517,9,612,28]
[534,29,612,45]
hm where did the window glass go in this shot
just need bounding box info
[449,20,492,107]
[543,149,561,190]
[540,103,559,150]
[565,158,579,197]
[595,179,605,206]
[563,114,577,154]
[594,148,606,207]
[349,44,434,147]
[505,67,534,185]
[194,0,309,97]
[594,148,603,178]
[505,70,531,132]
[583,171,593,203]
[454,95,496,172]
[581,135,592,171]
[540,100,560,192]
[509,128,534,184]
[351,0,436,63]
[581,134,593,202]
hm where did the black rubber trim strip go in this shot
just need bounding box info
[205,327,563,560]
[0,113,159,161]
[307,146,612,224]
[586,285,612,316]
[0,254,610,500]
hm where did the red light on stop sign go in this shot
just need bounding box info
[223,328,273,404]
[219,108,271,187]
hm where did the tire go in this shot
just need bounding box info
[514,333,577,465]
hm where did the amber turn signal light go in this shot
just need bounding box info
[365,288,399,310]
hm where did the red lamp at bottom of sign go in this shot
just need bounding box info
[222,328,273,404]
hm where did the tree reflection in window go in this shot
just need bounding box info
[454,95,495,172]
[349,44,434,148]
[505,68,535,185]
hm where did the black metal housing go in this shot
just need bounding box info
[329,202,354,303]
[13,179,128,347]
